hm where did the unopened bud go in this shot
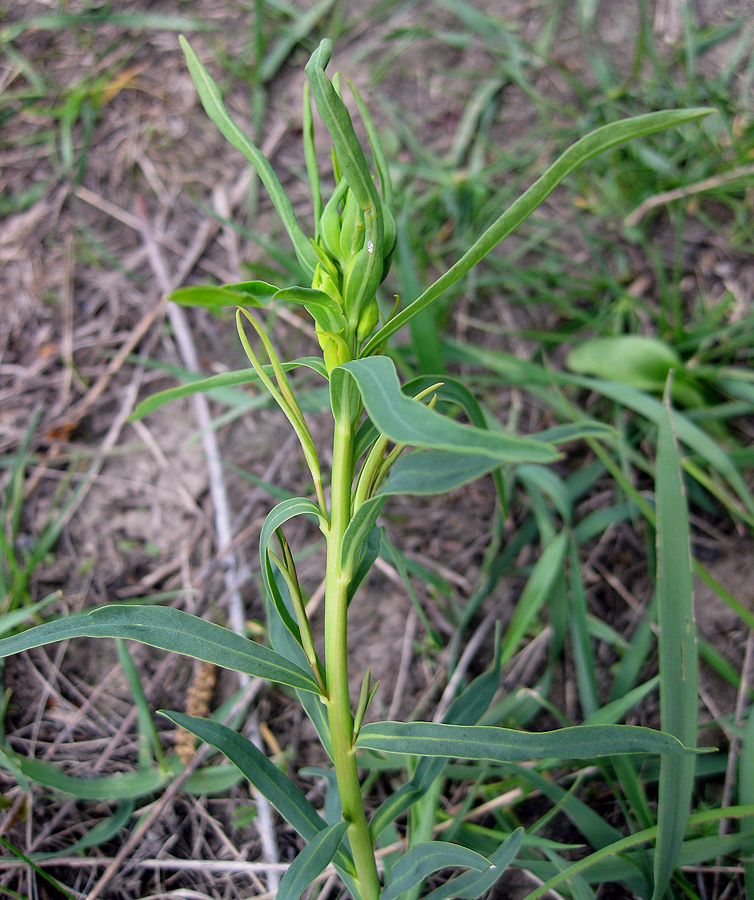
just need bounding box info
[356,299,379,343]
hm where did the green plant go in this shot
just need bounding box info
[0,38,734,900]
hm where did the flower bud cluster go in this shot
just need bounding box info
[312,168,396,372]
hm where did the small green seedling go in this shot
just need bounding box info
[0,39,714,900]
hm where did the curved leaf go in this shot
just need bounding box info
[361,107,712,355]
[277,821,349,900]
[259,498,327,647]
[163,712,356,877]
[6,753,164,800]
[0,605,321,694]
[423,829,524,900]
[381,842,491,900]
[179,37,318,277]
[333,357,559,463]
[355,721,701,762]
[168,281,278,310]
[130,357,328,420]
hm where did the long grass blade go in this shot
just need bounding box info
[651,380,699,899]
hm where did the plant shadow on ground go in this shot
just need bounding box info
[1,0,753,898]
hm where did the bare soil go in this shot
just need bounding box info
[0,1,751,898]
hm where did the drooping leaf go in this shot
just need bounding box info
[168,281,278,310]
[0,605,321,694]
[259,498,327,648]
[333,356,559,463]
[130,357,327,420]
[422,829,524,900]
[276,821,349,900]
[381,841,492,900]
[356,721,701,762]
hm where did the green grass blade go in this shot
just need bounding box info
[499,531,569,667]
[276,820,349,900]
[356,721,701,762]
[179,37,318,277]
[0,836,76,900]
[0,605,321,695]
[651,383,699,900]
[741,702,754,894]
[333,357,559,462]
[362,107,712,355]
[33,801,134,859]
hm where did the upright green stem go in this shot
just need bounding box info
[325,415,381,900]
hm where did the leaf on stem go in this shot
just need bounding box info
[168,281,278,310]
[259,497,327,672]
[421,828,524,900]
[380,842,492,900]
[361,107,713,355]
[276,821,350,900]
[651,377,699,900]
[0,605,321,694]
[333,356,559,463]
[355,721,702,762]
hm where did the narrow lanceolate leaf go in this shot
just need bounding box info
[652,382,698,900]
[162,713,356,877]
[259,498,327,647]
[361,107,712,356]
[179,37,318,277]
[168,281,278,310]
[0,605,320,694]
[355,721,701,762]
[378,450,502,496]
[333,357,559,463]
[130,357,328,421]
[276,821,349,900]
[422,829,524,900]
[4,752,164,800]
[381,842,492,900]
